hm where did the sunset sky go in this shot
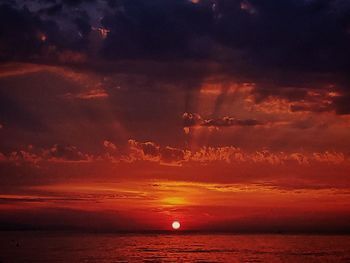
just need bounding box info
[0,0,350,232]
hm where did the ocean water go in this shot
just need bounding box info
[0,232,350,262]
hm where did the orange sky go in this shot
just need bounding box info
[0,62,350,232]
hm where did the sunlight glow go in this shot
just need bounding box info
[162,197,187,206]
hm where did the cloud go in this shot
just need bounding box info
[2,144,92,165]
[183,112,202,127]
[45,144,89,161]
[160,146,185,166]
[1,0,350,114]
[250,87,350,115]
[1,140,350,195]
[183,112,263,128]
[1,1,348,78]
[202,117,262,127]
[63,88,108,100]
[124,140,350,167]
[0,4,44,59]
[100,0,214,60]
[1,140,348,167]
[240,0,257,15]
[103,140,117,151]
[126,140,161,162]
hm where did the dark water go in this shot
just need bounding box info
[0,232,350,262]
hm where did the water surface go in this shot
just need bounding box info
[1,232,349,262]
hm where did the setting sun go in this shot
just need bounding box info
[172,221,181,230]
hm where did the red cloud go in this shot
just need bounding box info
[1,141,349,167]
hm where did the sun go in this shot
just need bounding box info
[172,221,181,230]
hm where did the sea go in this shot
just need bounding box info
[0,232,350,262]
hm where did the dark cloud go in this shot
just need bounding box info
[0,4,44,60]
[0,1,95,62]
[1,0,350,114]
[202,117,262,127]
[290,103,330,113]
[2,0,350,69]
[183,112,202,127]
[135,141,159,156]
[160,146,185,163]
[100,0,214,60]
[183,112,262,128]
[47,144,88,161]
[0,144,90,165]
[95,0,350,84]
[61,0,95,6]
[38,3,63,16]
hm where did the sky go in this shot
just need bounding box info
[0,0,350,232]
